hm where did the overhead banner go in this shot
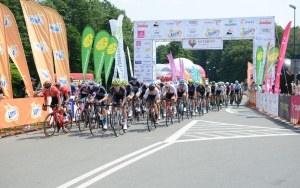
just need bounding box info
[182,38,223,50]
[81,26,94,81]
[43,7,71,88]
[1,3,34,97]
[20,0,55,84]
[0,5,13,98]
[134,40,154,83]
[93,30,110,83]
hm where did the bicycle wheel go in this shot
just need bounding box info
[186,102,190,119]
[78,109,88,132]
[89,112,101,136]
[217,98,220,111]
[44,113,56,138]
[62,111,73,134]
[165,109,169,127]
[110,111,119,137]
[74,108,81,127]
[176,106,181,123]
[146,111,151,132]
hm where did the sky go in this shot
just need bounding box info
[107,0,299,28]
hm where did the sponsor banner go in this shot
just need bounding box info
[104,36,118,85]
[81,26,94,81]
[0,97,48,129]
[1,3,34,97]
[43,7,71,89]
[182,38,223,50]
[0,4,13,98]
[134,17,274,40]
[20,0,55,84]
[266,93,279,116]
[134,40,154,83]
[290,96,300,124]
[278,94,290,121]
[256,91,263,111]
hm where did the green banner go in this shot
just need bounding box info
[255,46,264,85]
[104,36,118,86]
[93,30,110,83]
[81,26,94,81]
[266,47,279,75]
[261,42,270,83]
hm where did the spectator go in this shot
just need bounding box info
[23,77,39,98]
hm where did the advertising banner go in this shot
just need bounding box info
[182,38,223,50]
[278,94,290,121]
[290,96,300,124]
[104,36,118,85]
[81,26,94,81]
[43,7,71,88]
[167,53,177,83]
[20,0,55,84]
[265,93,278,116]
[1,3,33,97]
[134,40,154,83]
[93,30,110,83]
[0,97,48,129]
[0,5,12,98]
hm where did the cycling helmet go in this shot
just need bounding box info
[165,82,170,87]
[55,81,61,88]
[77,83,82,88]
[131,76,137,81]
[88,80,95,85]
[235,80,239,84]
[121,80,128,87]
[188,79,194,84]
[225,82,229,85]
[149,83,155,91]
[212,81,216,85]
[112,78,121,86]
[179,79,185,84]
[43,81,52,88]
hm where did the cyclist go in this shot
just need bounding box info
[108,78,128,130]
[93,84,109,130]
[196,82,206,113]
[215,82,225,106]
[123,80,134,117]
[233,80,242,104]
[139,83,148,114]
[143,83,160,121]
[176,79,188,111]
[155,82,162,120]
[129,76,142,112]
[224,82,231,105]
[161,82,177,117]
[54,82,70,104]
[42,81,63,132]
[187,79,196,115]
[210,81,216,106]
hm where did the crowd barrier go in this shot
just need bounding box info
[247,91,300,127]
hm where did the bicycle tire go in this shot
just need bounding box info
[146,111,151,132]
[89,112,101,136]
[110,111,119,137]
[62,111,73,134]
[177,106,181,123]
[44,113,56,138]
[74,108,82,127]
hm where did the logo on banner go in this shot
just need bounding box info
[83,34,93,48]
[9,45,19,57]
[152,30,161,35]
[34,42,47,53]
[107,43,117,55]
[175,21,182,26]
[241,19,255,24]
[4,15,12,28]
[168,30,182,38]
[50,23,62,33]
[225,19,237,26]
[137,31,145,38]
[153,21,160,27]
[240,28,255,36]
[0,77,7,88]
[189,29,197,34]
[30,102,42,118]
[137,23,148,28]
[226,29,233,35]
[4,104,19,122]
[40,69,51,80]
[135,61,142,64]
[189,20,198,25]
[96,37,109,50]
[259,19,272,25]
[260,28,272,33]
[29,14,44,25]
[214,20,221,25]
[136,41,142,46]
[205,28,220,37]
[189,39,197,47]
[58,77,68,85]
[55,50,64,60]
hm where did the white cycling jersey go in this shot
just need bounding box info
[233,83,241,90]
[143,88,160,100]
[175,83,188,92]
[205,86,211,93]
[161,85,177,94]
[215,86,225,92]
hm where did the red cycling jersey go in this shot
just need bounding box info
[59,85,69,98]
[42,86,60,100]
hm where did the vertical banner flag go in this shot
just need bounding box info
[255,46,264,85]
[109,19,118,79]
[81,26,94,81]
[104,36,118,86]
[263,42,270,92]
[20,0,55,85]
[43,7,71,88]
[93,30,110,83]
[1,3,34,97]
[274,21,292,94]
[267,47,279,90]
[0,5,12,98]
[167,53,177,83]
[109,15,128,81]
[247,62,253,87]
[180,58,185,80]
[127,46,133,77]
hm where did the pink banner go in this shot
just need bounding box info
[274,21,292,94]
[167,53,177,83]
[180,58,185,80]
[290,96,300,124]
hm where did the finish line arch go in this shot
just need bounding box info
[133,16,275,84]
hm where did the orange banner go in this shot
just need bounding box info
[43,7,71,89]
[0,97,48,129]
[1,3,34,97]
[20,0,55,85]
[0,5,13,98]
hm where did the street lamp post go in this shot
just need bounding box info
[289,4,296,82]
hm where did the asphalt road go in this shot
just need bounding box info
[1,100,300,188]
